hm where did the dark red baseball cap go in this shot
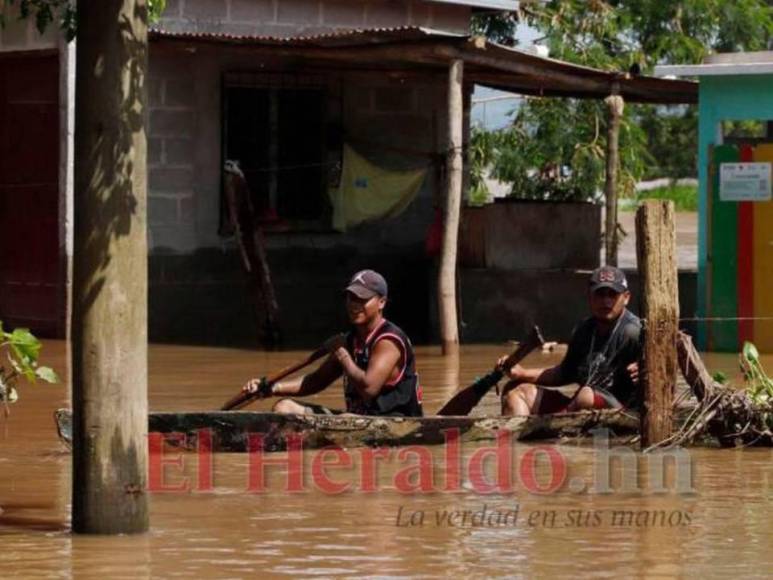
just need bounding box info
[589,265,628,293]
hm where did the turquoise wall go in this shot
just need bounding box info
[696,74,773,348]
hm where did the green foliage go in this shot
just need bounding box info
[632,183,698,212]
[471,0,772,203]
[0,322,58,413]
[638,106,698,180]
[740,341,773,427]
[516,0,772,72]
[475,96,650,203]
[1,0,167,40]
[468,127,499,205]
[722,120,767,139]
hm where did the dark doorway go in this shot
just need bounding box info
[0,53,63,336]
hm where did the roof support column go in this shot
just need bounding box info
[439,58,463,355]
[604,88,624,266]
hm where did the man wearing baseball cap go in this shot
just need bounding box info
[500,265,642,416]
[242,269,422,416]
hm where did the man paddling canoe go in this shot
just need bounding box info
[242,269,423,417]
[501,266,641,416]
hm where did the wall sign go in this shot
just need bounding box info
[719,162,772,201]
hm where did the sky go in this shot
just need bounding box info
[470,22,542,130]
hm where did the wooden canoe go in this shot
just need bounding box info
[54,408,639,452]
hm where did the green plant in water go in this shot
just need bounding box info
[740,341,773,427]
[0,322,58,415]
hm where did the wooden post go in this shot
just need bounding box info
[604,93,624,266]
[72,1,149,533]
[635,200,679,448]
[438,59,463,355]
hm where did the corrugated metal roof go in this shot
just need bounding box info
[149,26,697,104]
[426,0,518,10]
[149,25,463,47]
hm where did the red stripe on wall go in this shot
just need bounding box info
[737,145,755,347]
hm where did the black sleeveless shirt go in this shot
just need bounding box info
[344,319,423,417]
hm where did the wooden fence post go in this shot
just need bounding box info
[604,92,624,266]
[438,59,463,355]
[635,200,679,448]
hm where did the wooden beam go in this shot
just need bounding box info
[439,59,464,355]
[635,200,679,448]
[436,44,616,95]
[604,92,624,266]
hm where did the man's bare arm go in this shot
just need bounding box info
[244,354,342,397]
[500,360,564,386]
[334,339,401,400]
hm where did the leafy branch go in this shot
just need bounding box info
[1,0,167,40]
[0,322,59,416]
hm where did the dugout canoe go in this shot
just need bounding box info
[54,409,639,452]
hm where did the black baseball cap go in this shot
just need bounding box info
[345,269,388,299]
[589,266,628,294]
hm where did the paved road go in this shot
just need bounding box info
[614,211,697,270]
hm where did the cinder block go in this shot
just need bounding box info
[150,167,195,192]
[321,1,365,26]
[277,0,320,25]
[149,196,180,225]
[150,109,195,137]
[253,23,300,37]
[230,0,273,22]
[164,78,195,107]
[350,86,373,111]
[0,17,29,47]
[163,0,182,17]
[148,78,163,106]
[408,0,431,26]
[183,0,228,20]
[373,85,415,113]
[148,138,164,165]
[429,4,470,33]
[179,195,197,223]
[164,138,194,165]
[365,0,410,27]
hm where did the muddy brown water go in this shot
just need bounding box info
[1,341,771,578]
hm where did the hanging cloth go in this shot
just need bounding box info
[329,144,427,232]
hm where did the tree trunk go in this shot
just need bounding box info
[438,59,463,355]
[635,200,679,449]
[71,0,149,534]
[604,94,624,266]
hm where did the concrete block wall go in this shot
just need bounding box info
[146,45,452,254]
[158,0,471,36]
[0,6,59,52]
[147,59,200,252]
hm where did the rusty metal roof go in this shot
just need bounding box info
[148,25,461,47]
[149,26,697,105]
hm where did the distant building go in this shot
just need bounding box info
[657,51,773,352]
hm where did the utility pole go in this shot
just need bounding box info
[71,0,149,534]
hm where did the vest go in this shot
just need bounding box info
[344,319,423,417]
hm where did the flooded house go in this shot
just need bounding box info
[0,0,695,347]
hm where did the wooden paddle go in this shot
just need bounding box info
[221,333,345,411]
[436,325,545,416]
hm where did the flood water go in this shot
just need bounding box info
[1,340,771,578]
